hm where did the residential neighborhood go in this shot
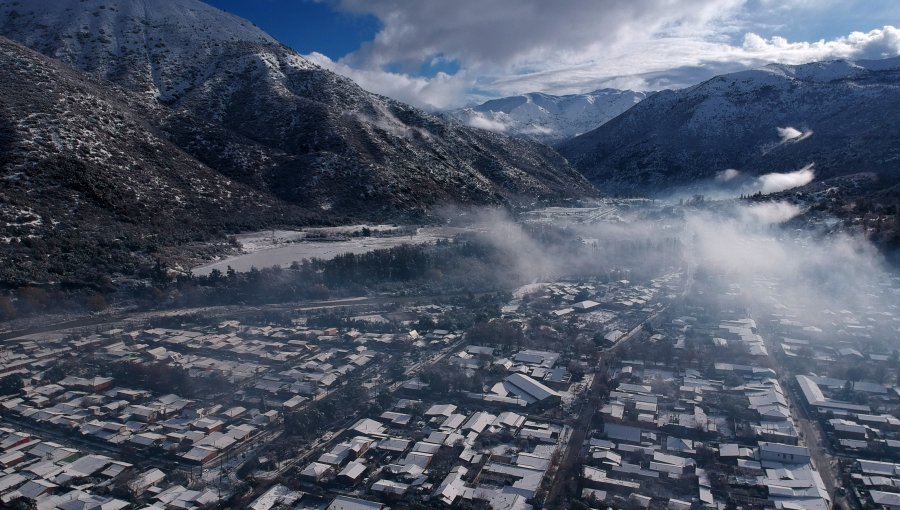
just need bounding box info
[0,248,897,510]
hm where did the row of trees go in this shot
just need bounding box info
[0,234,511,321]
[283,384,372,440]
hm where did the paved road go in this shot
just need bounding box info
[756,319,849,510]
[1,291,502,342]
[543,304,668,508]
[795,406,841,498]
[542,267,692,509]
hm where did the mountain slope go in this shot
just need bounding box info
[558,58,900,195]
[0,0,596,217]
[0,36,312,284]
[447,89,646,145]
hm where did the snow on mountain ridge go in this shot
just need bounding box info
[0,0,597,221]
[0,0,308,101]
[448,88,647,144]
[558,55,900,195]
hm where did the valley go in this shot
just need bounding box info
[0,1,898,510]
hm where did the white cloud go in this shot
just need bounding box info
[777,126,803,142]
[464,113,510,132]
[739,202,802,224]
[313,0,900,108]
[755,164,816,194]
[336,0,741,70]
[716,168,741,182]
[304,51,471,110]
[741,26,900,61]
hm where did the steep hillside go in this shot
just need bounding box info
[558,58,900,195]
[0,0,596,218]
[0,36,310,285]
[447,89,646,145]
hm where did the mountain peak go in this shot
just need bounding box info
[449,88,647,144]
[0,0,310,100]
[0,0,596,253]
[558,54,900,195]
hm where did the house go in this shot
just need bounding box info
[282,395,306,411]
[513,350,559,368]
[502,373,561,407]
[371,479,409,495]
[871,491,900,510]
[573,300,601,312]
[125,405,158,423]
[352,418,386,436]
[58,376,114,392]
[425,404,457,417]
[338,461,367,484]
[249,484,302,510]
[544,368,571,390]
[758,442,811,464]
[435,466,468,505]
[181,446,217,465]
[829,419,868,439]
[131,468,166,495]
[301,462,333,482]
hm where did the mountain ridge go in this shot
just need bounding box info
[0,35,315,284]
[447,88,647,144]
[0,0,596,218]
[558,56,900,195]
[0,0,598,283]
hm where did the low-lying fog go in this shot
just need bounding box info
[463,199,898,330]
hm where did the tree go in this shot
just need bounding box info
[568,361,586,382]
[0,296,15,321]
[86,292,108,312]
[17,286,48,313]
[467,319,523,350]
[208,268,223,283]
[842,380,854,399]
[0,375,23,396]
[872,365,888,384]
[846,366,867,390]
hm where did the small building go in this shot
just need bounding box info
[300,462,333,482]
[758,442,811,464]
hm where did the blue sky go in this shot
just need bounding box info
[204,1,900,110]
[204,0,379,58]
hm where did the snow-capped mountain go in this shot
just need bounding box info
[558,58,900,195]
[0,0,596,219]
[447,89,647,145]
[0,36,306,283]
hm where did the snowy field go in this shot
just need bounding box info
[192,226,463,276]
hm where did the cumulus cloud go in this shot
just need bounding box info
[519,124,554,135]
[716,169,741,182]
[777,126,803,142]
[465,113,510,132]
[738,201,802,224]
[336,0,740,70]
[755,164,816,194]
[312,0,900,108]
[741,26,900,61]
[305,51,471,110]
[666,163,815,201]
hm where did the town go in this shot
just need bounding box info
[0,260,897,510]
[0,205,898,510]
